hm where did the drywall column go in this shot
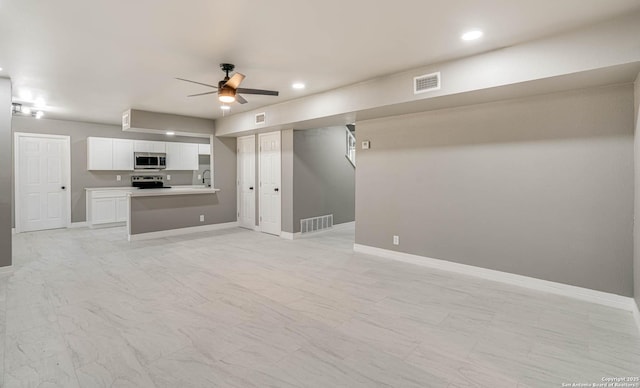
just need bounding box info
[212,135,238,224]
[0,78,12,267]
[634,72,640,310]
[281,129,294,234]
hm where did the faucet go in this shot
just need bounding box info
[202,169,211,187]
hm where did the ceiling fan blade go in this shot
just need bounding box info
[236,88,279,96]
[235,94,248,104]
[224,73,246,89]
[175,78,218,89]
[187,91,218,97]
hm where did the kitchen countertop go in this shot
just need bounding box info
[85,186,139,191]
[127,186,220,197]
[85,185,219,197]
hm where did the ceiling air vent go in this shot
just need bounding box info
[255,112,266,125]
[413,72,441,94]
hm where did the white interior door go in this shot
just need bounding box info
[17,134,70,232]
[237,135,256,230]
[259,132,281,236]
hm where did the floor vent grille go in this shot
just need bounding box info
[300,214,333,234]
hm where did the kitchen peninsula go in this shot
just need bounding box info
[86,185,238,241]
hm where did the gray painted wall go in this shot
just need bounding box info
[356,84,634,297]
[130,135,237,234]
[0,79,12,267]
[12,116,209,223]
[129,193,234,235]
[634,73,640,309]
[293,126,355,233]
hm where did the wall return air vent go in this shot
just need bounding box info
[413,72,441,94]
[255,112,266,125]
[122,110,131,130]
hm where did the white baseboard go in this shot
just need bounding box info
[0,265,14,277]
[89,221,127,230]
[128,221,239,241]
[353,244,636,312]
[333,221,355,230]
[69,222,88,229]
[632,302,640,336]
[280,231,300,240]
[11,228,15,234]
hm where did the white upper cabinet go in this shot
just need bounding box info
[166,142,199,170]
[198,144,211,155]
[134,140,166,153]
[88,137,197,171]
[183,143,199,170]
[88,137,134,171]
[112,139,134,170]
[87,137,113,170]
[165,142,182,170]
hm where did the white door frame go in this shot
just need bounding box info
[14,132,72,233]
[237,134,256,230]
[258,131,281,235]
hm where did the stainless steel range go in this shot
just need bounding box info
[131,175,171,189]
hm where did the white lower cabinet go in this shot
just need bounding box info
[116,197,128,222]
[87,190,129,227]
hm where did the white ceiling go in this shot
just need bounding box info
[1,0,639,125]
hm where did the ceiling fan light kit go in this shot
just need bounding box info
[218,87,236,103]
[177,63,279,107]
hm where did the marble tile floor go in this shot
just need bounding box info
[1,225,639,387]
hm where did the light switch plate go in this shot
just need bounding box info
[362,140,370,150]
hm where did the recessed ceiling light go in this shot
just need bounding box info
[166,131,175,136]
[292,83,305,90]
[35,111,44,119]
[220,105,231,110]
[461,30,483,41]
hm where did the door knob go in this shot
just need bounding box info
[249,187,254,190]
[274,188,279,192]
[61,186,66,190]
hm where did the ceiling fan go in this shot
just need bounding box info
[176,63,279,104]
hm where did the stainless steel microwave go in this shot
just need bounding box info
[134,152,166,170]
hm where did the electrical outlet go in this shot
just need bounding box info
[197,174,202,180]
[393,235,399,245]
[166,175,171,181]
[362,140,370,150]
[116,175,121,181]
[199,215,204,222]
